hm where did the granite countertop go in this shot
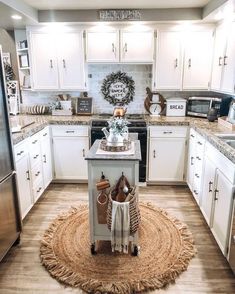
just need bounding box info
[85,139,142,161]
[10,114,235,165]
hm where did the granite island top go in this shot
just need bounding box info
[10,114,235,166]
[85,140,141,161]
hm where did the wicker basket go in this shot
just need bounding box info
[106,186,141,235]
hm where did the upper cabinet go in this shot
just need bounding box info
[154,28,214,90]
[29,29,87,91]
[86,30,119,62]
[120,30,154,63]
[211,22,235,94]
[86,29,154,63]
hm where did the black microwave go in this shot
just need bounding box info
[187,96,232,118]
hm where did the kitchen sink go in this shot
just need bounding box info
[215,134,235,140]
[226,140,235,148]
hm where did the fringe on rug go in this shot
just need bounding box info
[40,203,196,294]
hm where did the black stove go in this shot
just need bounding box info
[90,116,147,182]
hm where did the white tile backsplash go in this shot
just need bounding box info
[21,64,152,114]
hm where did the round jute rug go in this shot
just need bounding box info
[40,203,196,293]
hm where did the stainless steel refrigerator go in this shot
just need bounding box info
[0,46,21,261]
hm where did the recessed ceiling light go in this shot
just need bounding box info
[11,15,22,20]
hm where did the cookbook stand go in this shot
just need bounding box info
[85,139,141,255]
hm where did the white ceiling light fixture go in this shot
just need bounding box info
[11,14,22,20]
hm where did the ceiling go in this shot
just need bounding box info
[23,0,211,10]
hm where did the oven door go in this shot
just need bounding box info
[187,98,212,117]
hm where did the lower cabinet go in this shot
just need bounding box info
[148,126,187,182]
[200,142,235,256]
[186,128,205,203]
[39,127,53,188]
[15,149,33,219]
[51,126,89,180]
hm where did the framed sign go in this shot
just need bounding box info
[76,97,92,115]
[101,71,135,105]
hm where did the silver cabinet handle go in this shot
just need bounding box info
[17,150,24,156]
[43,132,47,137]
[33,154,39,159]
[124,43,127,53]
[163,131,173,134]
[197,141,202,145]
[214,189,219,200]
[35,171,40,176]
[193,190,198,195]
[37,187,42,193]
[224,56,228,66]
[32,140,38,144]
[174,58,178,68]
[209,181,213,192]
[63,59,66,68]
[188,58,191,68]
[219,56,223,66]
[153,150,156,158]
[50,59,53,68]
[195,173,199,178]
[190,134,195,138]
[66,130,75,133]
[190,156,194,165]
[26,170,30,180]
[82,149,85,157]
[43,154,46,163]
[112,43,115,52]
[196,156,201,161]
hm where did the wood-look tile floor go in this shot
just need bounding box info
[0,184,235,293]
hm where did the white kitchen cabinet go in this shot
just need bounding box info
[186,129,196,191]
[39,127,53,189]
[211,22,235,94]
[30,32,59,90]
[212,169,234,255]
[120,30,154,63]
[183,31,213,90]
[155,31,182,90]
[186,129,205,203]
[154,28,213,90]
[86,30,119,62]
[14,141,33,220]
[52,126,89,180]
[29,29,86,90]
[148,126,187,182]
[200,156,216,226]
[57,32,86,90]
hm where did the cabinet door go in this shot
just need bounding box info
[86,31,119,62]
[155,31,182,90]
[200,157,216,226]
[30,32,59,90]
[53,136,88,180]
[212,169,234,255]
[183,31,213,90]
[211,25,226,91]
[121,31,154,63]
[57,32,86,90]
[221,22,235,94]
[187,131,196,191]
[16,156,32,219]
[41,136,52,189]
[149,137,186,182]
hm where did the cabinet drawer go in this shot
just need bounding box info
[33,178,44,203]
[51,125,89,137]
[31,161,43,185]
[149,126,188,138]
[14,140,28,162]
[39,126,50,141]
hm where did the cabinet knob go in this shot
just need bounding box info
[214,189,219,200]
[224,56,228,66]
[153,150,156,158]
[218,56,223,66]
[208,181,213,192]
[188,58,191,68]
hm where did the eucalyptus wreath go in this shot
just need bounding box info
[101,71,135,105]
